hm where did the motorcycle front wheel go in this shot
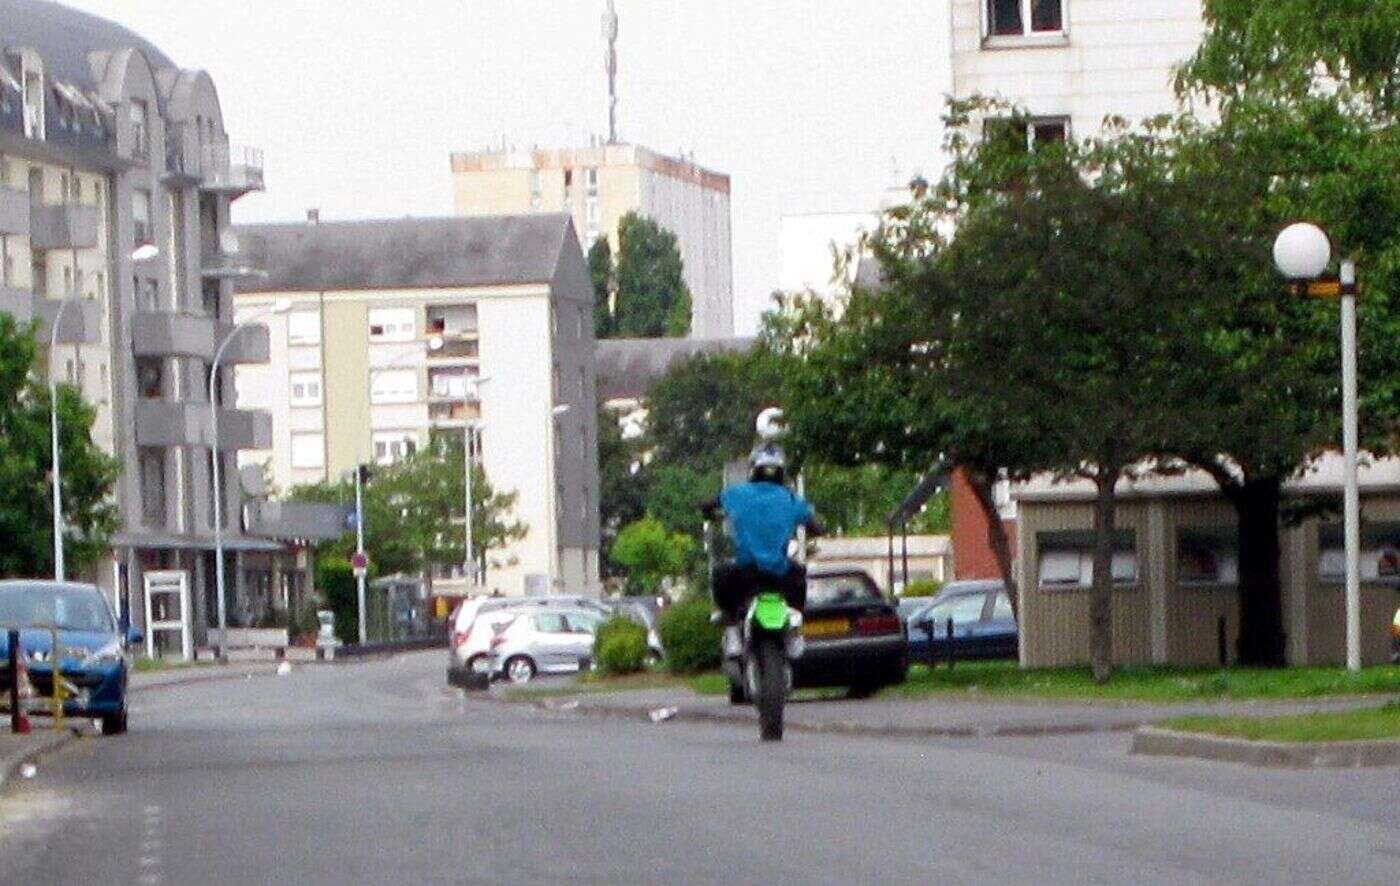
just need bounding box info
[754,633,786,742]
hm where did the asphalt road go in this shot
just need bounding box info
[2,652,1399,885]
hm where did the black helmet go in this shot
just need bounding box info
[748,443,786,484]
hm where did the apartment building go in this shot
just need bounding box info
[450,142,734,339]
[0,1,336,652]
[949,0,1204,143]
[233,214,602,598]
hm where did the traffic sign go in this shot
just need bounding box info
[350,552,369,577]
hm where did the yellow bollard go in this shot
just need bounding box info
[50,627,64,733]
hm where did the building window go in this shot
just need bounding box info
[136,277,160,312]
[986,116,1069,153]
[1178,529,1239,586]
[372,432,417,465]
[129,99,149,159]
[368,307,415,341]
[287,310,320,345]
[428,366,470,399]
[289,371,323,407]
[139,448,165,526]
[584,167,598,195]
[585,197,600,225]
[987,0,1064,39]
[1037,531,1137,588]
[136,358,163,399]
[290,433,325,469]
[132,189,152,245]
[370,368,417,404]
[530,169,542,210]
[1318,524,1400,584]
[23,71,44,140]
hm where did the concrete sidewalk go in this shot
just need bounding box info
[522,686,1400,739]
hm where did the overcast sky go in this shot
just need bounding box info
[70,1,952,334]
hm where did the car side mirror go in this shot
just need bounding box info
[126,627,143,648]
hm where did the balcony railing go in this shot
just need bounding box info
[132,312,217,360]
[201,139,265,195]
[134,401,272,450]
[0,185,28,236]
[29,203,99,250]
[162,123,203,183]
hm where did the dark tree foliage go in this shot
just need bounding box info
[614,212,692,338]
[588,238,616,339]
[0,315,118,578]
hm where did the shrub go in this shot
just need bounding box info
[900,579,945,598]
[594,616,649,675]
[658,593,721,674]
[316,559,360,645]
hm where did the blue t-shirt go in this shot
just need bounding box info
[719,482,815,576]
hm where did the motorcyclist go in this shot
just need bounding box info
[702,443,824,622]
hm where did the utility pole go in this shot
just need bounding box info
[354,464,368,646]
[603,0,619,144]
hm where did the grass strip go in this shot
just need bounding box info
[1161,702,1400,743]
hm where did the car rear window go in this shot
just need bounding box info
[806,574,881,607]
[0,584,114,633]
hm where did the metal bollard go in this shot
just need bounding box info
[7,629,20,734]
[49,626,64,733]
[946,617,956,671]
[1217,616,1228,667]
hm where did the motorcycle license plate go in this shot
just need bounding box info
[803,618,849,639]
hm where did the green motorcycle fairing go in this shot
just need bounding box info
[751,592,790,631]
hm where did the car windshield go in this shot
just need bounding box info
[0,584,115,633]
[806,574,882,607]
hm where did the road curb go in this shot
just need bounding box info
[518,696,1144,739]
[0,730,78,795]
[1131,726,1400,768]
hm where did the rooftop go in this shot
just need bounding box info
[596,336,755,401]
[234,214,579,294]
[0,0,175,89]
[450,142,730,194]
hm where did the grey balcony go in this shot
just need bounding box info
[201,139,265,196]
[201,251,266,281]
[134,401,272,450]
[244,500,349,542]
[0,186,28,236]
[30,204,100,250]
[216,322,270,364]
[36,297,102,344]
[132,312,216,359]
[218,407,272,450]
[0,285,35,324]
[162,123,203,184]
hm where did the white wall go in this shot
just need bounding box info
[950,0,1205,138]
[639,169,734,339]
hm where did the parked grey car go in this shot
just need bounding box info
[489,609,604,684]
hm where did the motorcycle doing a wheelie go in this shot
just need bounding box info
[704,408,820,742]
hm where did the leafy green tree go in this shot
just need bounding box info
[1163,1,1400,664]
[614,212,692,338]
[589,238,616,339]
[289,437,526,587]
[0,315,118,578]
[801,463,950,537]
[609,517,695,596]
[597,402,646,577]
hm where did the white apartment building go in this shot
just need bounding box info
[949,0,1205,142]
[778,212,879,303]
[234,214,601,598]
[451,142,735,339]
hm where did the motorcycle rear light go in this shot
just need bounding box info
[855,615,901,636]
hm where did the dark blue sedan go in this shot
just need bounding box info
[906,580,1018,663]
[0,580,138,735]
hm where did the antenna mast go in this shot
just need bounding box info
[603,0,619,144]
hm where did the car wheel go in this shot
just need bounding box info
[466,654,490,674]
[728,682,747,705]
[846,683,880,700]
[100,706,128,736]
[505,655,536,685]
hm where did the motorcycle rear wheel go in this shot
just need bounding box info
[754,634,786,742]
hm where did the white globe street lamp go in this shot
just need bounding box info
[1274,223,1362,672]
[1272,222,1332,281]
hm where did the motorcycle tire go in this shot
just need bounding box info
[755,633,786,742]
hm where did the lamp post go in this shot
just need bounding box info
[1273,222,1362,672]
[547,403,571,589]
[47,296,76,582]
[462,378,490,589]
[210,299,290,661]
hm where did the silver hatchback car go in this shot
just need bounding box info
[489,609,605,684]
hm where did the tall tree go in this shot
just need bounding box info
[0,315,119,578]
[589,238,616,339]
[1165,0,1400,664]
[614,212,692,338]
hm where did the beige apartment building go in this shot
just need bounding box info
[450,142,734,339]
[233,214,602,598]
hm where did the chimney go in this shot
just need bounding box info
[306,208,320,224]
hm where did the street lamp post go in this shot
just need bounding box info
[210,300,290,661]
[547,403,571,590]
[462,377,490,589]
[47,297,76,582]
[1273,222,1362,672]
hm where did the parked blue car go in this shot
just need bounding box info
[906,580,1018,663]
[0,580,138,735]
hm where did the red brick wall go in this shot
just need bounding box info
[950,468,1017,581]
